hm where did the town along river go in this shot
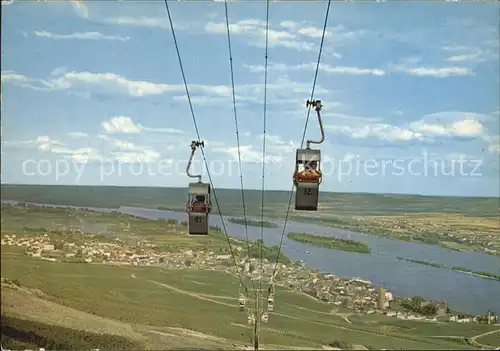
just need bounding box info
[120,206,500,316]
[3,201,499,315]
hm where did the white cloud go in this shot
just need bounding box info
[258,133,297,153]
[205,20,313,51]
[1,71,179,96]
[95,133,162,163]
[4,124,179,165]
[33,31,130,41]
[419,111,495,124]
[112,149,161,164]
[68,132,89,138]
[483,135,500,154]
[100,116,186,135]
[488,143,499,154]
[51,66,68,76]
[102,116,143,134]
[113,139,140,151]
[212,145,283,164]
[447,52,481,62]
[143,127,186,135]
[321,65,385,76]
[35,133,162,164]
[1,139,37,147]
[103,16,359,54]
[443,41,499,63]
[37,135,66,151]
[1,70,329,106]
[36,135,103,164]
[279,21,365,41]
[204,20,360,53]
[104,16,186,30]
[68,148,103,164]
[49,71,179,97]
[326,124,423,142]
[409,119,484,138]
[393,65,473,77]
[0,71,49,90]
[245,62,385,76]
[325,114,488,142]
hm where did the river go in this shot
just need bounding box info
[3,200,499,315]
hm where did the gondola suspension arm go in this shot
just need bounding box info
[305,99,325,149]
[186,140,204,182]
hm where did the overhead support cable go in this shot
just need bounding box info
[223,0,255,292]
[256,0,271,349]
[269,0,332,290]
[163,0,247,294]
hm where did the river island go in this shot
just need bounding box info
[228,217,278,228]
[287,232,371,254]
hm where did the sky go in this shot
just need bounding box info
[1,0,499,197]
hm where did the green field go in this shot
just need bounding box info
[287,232,371,254]
[2,203,499,350]
[3,250,499,350]
[2,184,498,256]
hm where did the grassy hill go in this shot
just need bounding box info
[1,202,499,350]
[3,250,498,350]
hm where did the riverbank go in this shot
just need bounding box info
[396,257,500,281]
[159,207,499,258]
[2,199,499,316]
[288,213,499,258]
[287,232,371,254]
[2,184,498,257]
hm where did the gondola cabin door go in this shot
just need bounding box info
[294,148,321,211]
[186,182,211,235]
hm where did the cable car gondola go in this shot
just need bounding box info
[267,296,274,312]
[185,141,211,235]
[239,294,246,312]
[293,99,325,211]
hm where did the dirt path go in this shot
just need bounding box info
[284,303,353,324]
[137,275,443,347]
[231,323,333,350]
[471,328,500,349]
[429,328,500,350]
[147,280,236,308]
[472,328,500,341]
[131,272,237,301]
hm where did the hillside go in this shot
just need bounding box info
[2,184,498,255]
[1,184,497,217]
[1,203,499,350]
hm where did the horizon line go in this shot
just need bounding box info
[1,183,498,199]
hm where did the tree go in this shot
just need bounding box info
[411,296,424,312]
[421,302,438,316]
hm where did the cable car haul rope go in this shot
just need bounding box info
[163,0,332,349]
